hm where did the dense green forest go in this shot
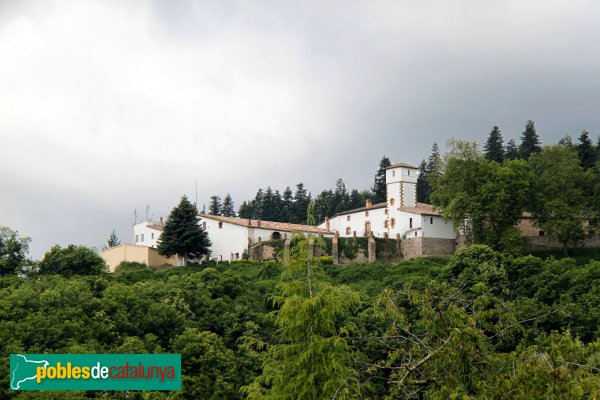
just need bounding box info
[2,242,600,398]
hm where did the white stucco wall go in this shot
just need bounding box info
[133,222,162,248]
[420,215,456,239]
[200,217,249,261]
[323,206,388,238]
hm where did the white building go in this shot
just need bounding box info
[198,215,332,261]
[133,219,164,248]
[133,214,331,262]
[320,162,455,241]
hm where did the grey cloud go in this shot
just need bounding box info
[2,0,600,258]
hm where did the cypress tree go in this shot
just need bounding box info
[518,120,541,160]
[577,130,597,169]
[221,194,236,217]
[505,139,519,160]
[158,196,211,265]
[372,156,391,204]
[484,126,505,163]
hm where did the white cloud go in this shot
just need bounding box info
[2,0,600,257]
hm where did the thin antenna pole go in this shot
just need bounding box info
[134,209,137,225]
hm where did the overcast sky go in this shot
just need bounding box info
[2,0,600,259]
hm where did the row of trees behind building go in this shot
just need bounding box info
[417,121,600,255]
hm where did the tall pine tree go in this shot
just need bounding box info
[416,159,429,203]
[290,183,310,224]
[577,130,597,170]
[372,156,391,204]
[208,195,222,215]
[158,196,211,265]
[221,194,236,217]
[484,126,505,163]
[518,120,541,160]
[505,139,519,160]
[281,187,293,222]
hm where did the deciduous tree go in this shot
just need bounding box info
[39,245,107,276]
[0,226,31,275]
[528,145,590,255]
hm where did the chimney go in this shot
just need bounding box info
[365,199,372,209]
[257,220,261,227]
[325,216,330,232]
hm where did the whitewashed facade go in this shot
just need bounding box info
[134,215,331,262]
[199,215,332,261]
[320,162,455,240]
[133,220,164,248]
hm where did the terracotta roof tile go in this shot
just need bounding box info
[333,202,387,217]
[399,202,442,216]
[199,214,329,234]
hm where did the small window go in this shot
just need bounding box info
[202,222,207,229]
[136,234,139,242]
[235,253,239,260]
[141,234,144,242]
[430,217,433,224]
[385,208,389,215]
[151,232,154,239]
[392,170,395,177]
[346,227,351,235]
[415,231,417,237]
[409,218,413,229]
[347,215,351,221]
[365,211,369,217]
[384,220,388,228]
[390,198,395,206]
[391,218,396,228]
[218,222,223,229]
[408,170,410,175]
[539,230,545,236]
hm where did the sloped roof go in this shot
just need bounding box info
[399,202,442,216]
[386,162,418,169]
[199,214,329,234]
[333,202,387,217]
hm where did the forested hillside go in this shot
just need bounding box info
[2,244,600,399]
